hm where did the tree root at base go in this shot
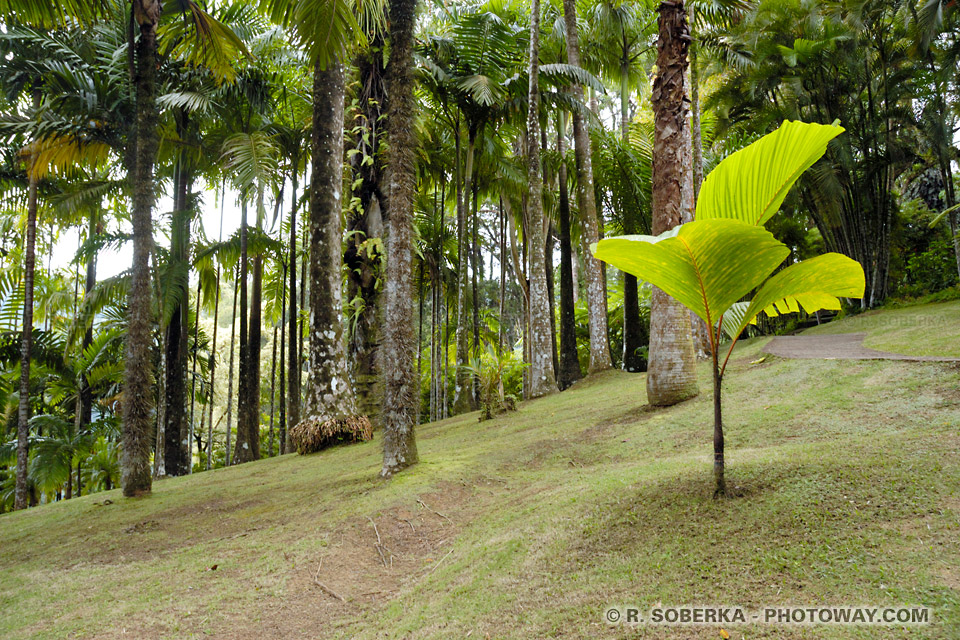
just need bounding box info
[290,415,373,454]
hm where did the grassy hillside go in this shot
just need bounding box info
[1,303,959,639]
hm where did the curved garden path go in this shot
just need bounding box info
[762,332,960,362]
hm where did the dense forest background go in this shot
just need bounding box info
[0,0,957,509]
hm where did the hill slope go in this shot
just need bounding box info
[2,302,959,639]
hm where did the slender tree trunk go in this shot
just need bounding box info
[187,276,201,472]
[453,132,477,414]
[381,0,421,476]
[620,72,644,373]
[471,182,481,405]
[545,222,559,381]
[234,199,251,462]
[525,0,558,398]
[206,186,224,470]
[225,265,239,466]
[164,129,191,476]
[646,0,699,407]
[286,167,300,450]
[14,90,41,511]
[122,2,160,497]
[80,209,97,430]
[268,323,278,455]
[278,261,287,454]
[237,221,263,462]
[712,344,726,498]
[556,114,580,389]
[498,196,507,355]
[561,0,612,374]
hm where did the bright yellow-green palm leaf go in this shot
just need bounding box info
[592,219,790,327]
[696,120,844,226]
[730,253,865,339]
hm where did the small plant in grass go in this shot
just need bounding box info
[464,343,524,421]
[594,120,866,497]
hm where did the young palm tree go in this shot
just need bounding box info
[647,0,699,406]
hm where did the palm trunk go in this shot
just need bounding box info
[453,132,476,414]
[620,72,644,373]
[164,151,191,477]
[556,114,581,389]
[348,39,387,429]
[498,196,507,355]
[380,0,421,476]
[187,276,201,473]
[240,235,263,462]
[561,0,612,374]
[225,267,239,466]
[268,322,278,456]
[286,166,300,446]
[206,188,224,470]
[80,210,97,428]
[14,90,41,511]
[122,3,159,497]
[278,261,287,454]
[300,56,367,434]
[647,0,699,407]
[471,182,481,405]
[525,0,558,398]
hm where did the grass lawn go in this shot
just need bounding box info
[1,302,958,639]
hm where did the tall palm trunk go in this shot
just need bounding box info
[122,1,160,497]
[453,131,476,414]
[524,0,558,398]
[620,72,644,372]
[79,210,97,429]
[286,164,300,451]
[348,39,387,428]
[236,214,263,462]
[187,276,201,471]
[164,119,192,476]
[268,322,278,455]
[14,91,41,511]
[278,262,287,453]
[556,114,580,389]
[647,0,699,407]
[561,0,612,374]
[300,57,368,432]
[206,188,224,470]
[235,196,250,463]
[380,0,421,476]
[225,267,239,465]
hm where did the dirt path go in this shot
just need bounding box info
[762,332,960,362]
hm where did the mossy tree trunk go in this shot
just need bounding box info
[525,0,558,398]
[380,0,421,476]
[298,56,369,440]
[122,0,161,497]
